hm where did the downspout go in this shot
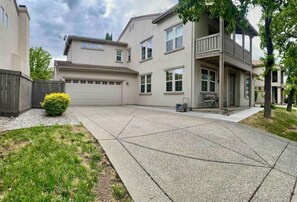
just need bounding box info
[191,22,194,108]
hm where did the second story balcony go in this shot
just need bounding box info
[195,33,252,65]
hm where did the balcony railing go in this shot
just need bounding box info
[195,34,251,65]
[195,33,220,54]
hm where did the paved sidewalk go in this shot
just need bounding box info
[70,106,297,202]
[129,105,263,123]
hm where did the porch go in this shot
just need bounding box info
[193,17,258,109]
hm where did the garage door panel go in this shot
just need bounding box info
[65,81,122,106]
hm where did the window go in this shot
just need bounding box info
[81,42,104,50]
[166,24,183,52]
[245,76,250,98]
[95,81,101,84]
[0,7,4,25]
[88,81,93,84]
[116,82,121,85]
[272,71,278,82]
[116,50,122,62]
[166,68,183,92]
[80,80,86,84]
[140,74,152,93]
[201,68,216,92]
[110,82,114,85]
[73,80,79,84]
[65,80,71,83]
[127,49,131,62]
[103,81,108,85]
[82,42,87,49]
[140,38,152,61]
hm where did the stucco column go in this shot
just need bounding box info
[219,17,225,109]
[249,71,252,107]
[277,87,282,104]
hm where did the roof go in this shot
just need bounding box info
[55,61,139,75]
[252,60,264,67]
[152,3,258,37]
[117,13,161,42]
[63,35,128,55]
[152,4,177,24]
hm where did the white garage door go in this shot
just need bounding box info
[65,79,122,105]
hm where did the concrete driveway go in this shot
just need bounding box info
[70,106,297,202]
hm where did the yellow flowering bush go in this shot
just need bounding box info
[41,93,71,117]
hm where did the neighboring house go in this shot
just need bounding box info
[55,4,258,109]
[0,0,30,76]
[252,60,285,104]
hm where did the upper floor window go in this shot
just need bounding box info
[116,50,122,62]
[166,68,183,92]
[140,38,152,61]
[166,24,183,52]
[272,71,278,82]
[201,68,216,92]
[127,48,131,62]
[1,7,8,29]
[81,42,104,50]
[140,74,152,93]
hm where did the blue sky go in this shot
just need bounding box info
[17,0,263,65]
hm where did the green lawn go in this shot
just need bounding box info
[0,125,130,201]
[240,107,297,142]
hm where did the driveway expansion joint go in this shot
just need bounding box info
[116,116,135,138]
[248,141,291,201]
[290,177,297,202]
[220,121,271,166]
[121,139,269,168]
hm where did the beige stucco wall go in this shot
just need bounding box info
[119,15,195,107]
[0,1,30,76]
[253,65,284,104]
[55,69,138,105]
[68,41,127,67]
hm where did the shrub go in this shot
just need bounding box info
[41,93,71,117]
[271,104,276,110]
[255,89,258,102]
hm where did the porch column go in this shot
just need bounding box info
[242,31,245,61]
[219,17,225,109]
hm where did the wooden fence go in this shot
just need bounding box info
[0,69,32,117]
[0,69,65,116]
[32,80,65,108]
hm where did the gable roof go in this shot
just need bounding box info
[152,3,258,37]
[117,13,161,42]
[63,35,128,55]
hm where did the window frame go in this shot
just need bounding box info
[127,48,131,62]
[140,74,152,94]
[116,50,122,62]
[165,24,184,52]
[140,38,153,61]
[0,7,4,25]
[165,68,183,92]
[201,68,216,93]
[244,75,251,99]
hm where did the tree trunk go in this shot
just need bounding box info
[264,16,273,118]
[287,89,295,112]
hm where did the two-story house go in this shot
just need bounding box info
[54,4,258,109]
[253,60,285,104]
[0,0,30,76]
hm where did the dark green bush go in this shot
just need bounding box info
[41,93,71,117]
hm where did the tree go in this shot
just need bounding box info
[176,0,284,118]
[282,45,297,111]
[30,47,53,80]
[105,33,113,41]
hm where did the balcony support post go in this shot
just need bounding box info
[243,31,245,61]
[249,71,252,107]
[219,17,225,109]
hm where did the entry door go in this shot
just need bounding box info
[229,73,236,106]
